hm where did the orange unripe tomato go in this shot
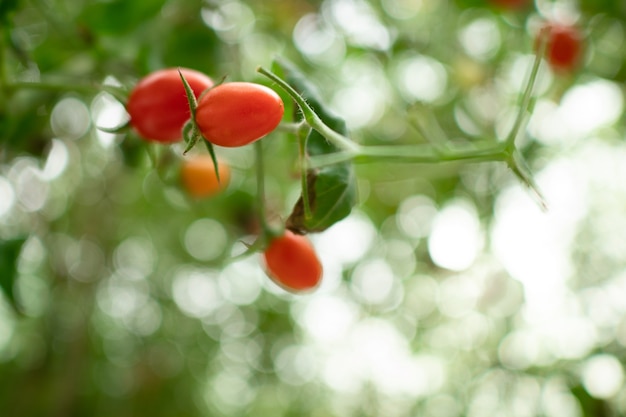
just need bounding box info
[195,82,284,147]
[180,155,230,198]
[263,231,323,293]
[127,68,214,143]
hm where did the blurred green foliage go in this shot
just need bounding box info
[1,1,626,417]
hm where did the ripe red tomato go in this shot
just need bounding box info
[127,68,213,143]
[180,155,230,198]
[263,231,323,293]
[539,23,583,73]
[195,82,284,148]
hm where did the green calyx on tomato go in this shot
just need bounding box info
[127,68,214,143]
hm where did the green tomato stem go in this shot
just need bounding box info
[276,121,305,134]
[203,139,221,184]
[256,66,361,153]
[146,143,159,171]
[297,125,313,220]
[306,151,358,169]
[254,141,279,240]
[505,27,547,150]
[308,142,507,168]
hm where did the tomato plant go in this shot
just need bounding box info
[540,23,584,72]
[127,68,214,143]
[263,231,323,293]
[180,155,230,198]
[195,82,284,147]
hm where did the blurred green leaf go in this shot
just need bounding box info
[1,95,52,158]
[579,0,626,20]
[163,25,220,74]
[0,237,26,313]
[0,0,19,23]
[79,0,168,35]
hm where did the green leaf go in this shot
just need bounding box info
[0,237,26,313]
[0,0,19,23]
[286,163,357,234]
[273,59,358,234]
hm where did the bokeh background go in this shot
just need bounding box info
[1,0,626,416]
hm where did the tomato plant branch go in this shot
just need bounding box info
[255,141,276,239]
[297,125,313,220]
[363,143,508,163]
[257,66,361,153]
[308,142,508,168]
[505,27,547,150]
[276,121,306,134]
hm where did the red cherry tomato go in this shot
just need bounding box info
[195,82,284,148]
[127,68,213,143]
[263,231,323,293]
[539,23,583,73]
[180,155,230,198]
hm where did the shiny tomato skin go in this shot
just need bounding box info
[541,24,583,73]
[195,82,284,148]
[127,68,213,143]
[180,155,230,198]
[263,231,323,293]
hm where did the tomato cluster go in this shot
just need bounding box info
[126,67,321,294]
[127,68,284,147]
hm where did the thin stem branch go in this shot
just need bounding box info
[256,66,361,153]
[307,151,358,169]
[254,141,275,238]
[298,125,313,220]
[276,121,305,134]
[308,142,507,168]
[505,27,547,149]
